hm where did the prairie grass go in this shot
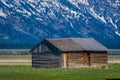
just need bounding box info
[0,65,120,80]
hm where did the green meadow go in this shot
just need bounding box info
[0,65,120,80]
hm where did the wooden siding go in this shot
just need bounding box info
[90,53,107,66]
[32,53,61,68]
[61,53,85,68]
[61,52,107,68]
[32,52,107,68]
[68,53,85,67]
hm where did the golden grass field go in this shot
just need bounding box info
[0,55,31,65]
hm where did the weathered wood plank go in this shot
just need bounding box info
[61,53,85,68]
[32,53,61,68]
[90,53,107,65]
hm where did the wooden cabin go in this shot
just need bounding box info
[30,38,108,68]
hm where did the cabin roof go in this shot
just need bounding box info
[46,38,83,52]
[46,38,107,52]
[31,38,107,52]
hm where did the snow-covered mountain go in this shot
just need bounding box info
[0,0,120,49]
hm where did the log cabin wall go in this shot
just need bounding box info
[32,40,61,68]
[68,53,85,68]
[32,52,61,68]
[61,53,85,68]
[90,53,107,66]
[61,52,107,68]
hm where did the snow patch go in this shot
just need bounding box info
[61,13,81,35]
[36,18,42,21]
[115,31,120,36]
[48,8,56,19]
[13,25,39,40]
[109,17,118,29]
[13,26,29,35]
[68,0,89,6]
[35,28,47,36]
[0,10,7,18]
[60,4,83,19]
[89,8,106,23]
[16,8,32,17]
[1,0,10,7]
[41,1,47,5]
[27,0,35,3]
[29,2,36,10]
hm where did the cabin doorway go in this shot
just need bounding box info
[84,53,90,66]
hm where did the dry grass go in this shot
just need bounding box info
[0,55,31,65]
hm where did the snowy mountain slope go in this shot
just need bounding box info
[0,0,120,49]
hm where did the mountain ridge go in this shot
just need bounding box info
[0,0,120,49]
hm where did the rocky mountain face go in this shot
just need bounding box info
[0,0,120,49]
